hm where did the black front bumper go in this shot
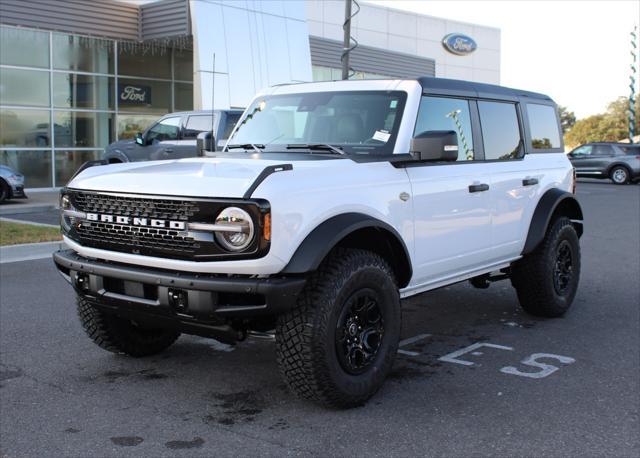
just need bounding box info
[53,249,306,332]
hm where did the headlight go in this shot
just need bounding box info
[61,194,71,231]
[214,207,254,251]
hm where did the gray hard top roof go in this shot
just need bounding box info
[417,76,553,103]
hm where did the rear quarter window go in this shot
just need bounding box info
[526,103,561,150]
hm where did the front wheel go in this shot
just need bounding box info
[77,296,180,357]
[276,248,401,408]
[610,166,630,185]
[511,217,581,317]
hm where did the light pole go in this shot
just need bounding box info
[341,0,360,80]
[630,26,638,143]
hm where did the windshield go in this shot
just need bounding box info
[228,91,407,155]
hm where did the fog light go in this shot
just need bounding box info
[169,288,188,312]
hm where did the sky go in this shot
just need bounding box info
[372,0,639,119]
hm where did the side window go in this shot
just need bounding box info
[571,145,592,156]
[526,104,561,149]
[414,96,474,161]
[478,101,521,160]
[593,145,614,156]
[146,116,181,142]
[183,115,214,139]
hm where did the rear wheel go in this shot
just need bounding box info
[77,296,180,357]
[610,166,630,185]
[511,217,580,317]
[275,248,401,408]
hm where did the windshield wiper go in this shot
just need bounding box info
[225,143,265,154]
[286,144,346,155]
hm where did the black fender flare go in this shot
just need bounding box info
[522,188,583,255]
[281,213,413,287]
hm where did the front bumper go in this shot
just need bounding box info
[53,249,306,329]
[9,184,26,198]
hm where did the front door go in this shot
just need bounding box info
[145,116,183,161]
[406,96,493,286]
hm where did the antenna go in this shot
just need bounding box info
[210,53,216,151]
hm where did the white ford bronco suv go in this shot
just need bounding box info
[54,77,583,408]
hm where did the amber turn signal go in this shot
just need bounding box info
[263,213,271,241]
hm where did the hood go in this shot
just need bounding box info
[67,157,352,198]
[106,139,135,151]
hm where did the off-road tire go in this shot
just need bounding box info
[77,296,180,357]
[511,217,580,317]
[275,248,401,408]
[610,166,630,185]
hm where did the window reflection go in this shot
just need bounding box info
[0,27,49,68]
[0,109,51,147]
[52,112,114,148]
[0,150,52,187]
[53,73,114,110]
[55,150,101,186]
[478,101,521,160]
[117,114,159,140]
[0,68,50,107]
[52,33,114,74]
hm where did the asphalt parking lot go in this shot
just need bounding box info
[1,180,638,457]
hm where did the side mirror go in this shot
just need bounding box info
[410,130,459,162]
[135,132,145,146]
[196,131,215,156]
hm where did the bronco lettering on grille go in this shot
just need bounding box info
[85,212,186,230]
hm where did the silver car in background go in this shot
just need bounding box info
[0,164,26,203]
[568,142,640,185]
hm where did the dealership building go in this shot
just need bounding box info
[0,0,500,189]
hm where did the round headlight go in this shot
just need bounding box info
[214,207,254,252]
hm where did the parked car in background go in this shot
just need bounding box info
[0,164,26,203]
[568,142,640,184]
[103,110,243,163]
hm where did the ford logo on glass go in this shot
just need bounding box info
[442,33,477,55]
[118,84,151,104]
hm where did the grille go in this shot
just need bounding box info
[76,221,197,254]
[74,192,200,221]
[65,190,269,262]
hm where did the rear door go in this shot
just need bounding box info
[405,95,493,285]
[178,114,217,157]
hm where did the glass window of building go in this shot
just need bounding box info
[0,68,50,107]
[0,109,51,147]
[118,45,171,79]
[175,82,193,111]
[53,74,114,110]
[0,26,49,68]
[55,150,102,186]
[0,150,52,187]
[174,48,194,81]
[117,114,159,140]
[52,33,114,74]
[117,78,171,113]
[52,111,115,148]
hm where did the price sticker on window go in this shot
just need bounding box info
[373,130,391,142]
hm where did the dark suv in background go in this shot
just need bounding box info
[103,110,242,163]
[568,142,640,184]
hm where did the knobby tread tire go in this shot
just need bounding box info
[511,217,580,317]
[275,248,400,408]
[77,296,180,357]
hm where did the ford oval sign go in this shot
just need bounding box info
[442,33,477,56]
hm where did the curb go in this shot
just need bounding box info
[0,240,65,264]
[0,217,58,228]
[0,204,57,216]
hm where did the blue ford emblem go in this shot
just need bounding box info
[442,33,477,55]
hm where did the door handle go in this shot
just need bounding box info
[164,148,174,153]
[522,177,539,186]
[468,183,489,193]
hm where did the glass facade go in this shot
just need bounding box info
[0,25,193,188]
[312,65,392,81]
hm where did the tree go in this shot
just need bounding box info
[563,96,640,148]
[557,105,576,134]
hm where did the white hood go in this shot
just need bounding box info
[67,157,348,198]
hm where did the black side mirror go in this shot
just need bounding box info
[196,131,215,156]
[410,130,459,162]
[135,132,145,146]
